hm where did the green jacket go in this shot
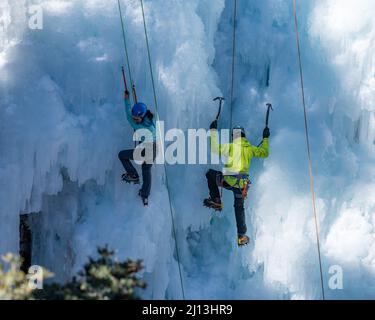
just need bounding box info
[210,129,269,188]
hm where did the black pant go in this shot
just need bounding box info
[118,143,156,198]
[206,169,247,236]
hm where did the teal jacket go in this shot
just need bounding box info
[124,98,157,143]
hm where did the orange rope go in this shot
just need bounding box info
[293,0,325,300]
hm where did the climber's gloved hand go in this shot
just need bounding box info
[210,120,218,130]
[124,90,130,99]
[263,127,270,139]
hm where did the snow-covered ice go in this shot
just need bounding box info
[0,0,374,299]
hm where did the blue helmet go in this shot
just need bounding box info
[132,102,147,118]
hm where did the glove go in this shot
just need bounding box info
[124,90,130,99]
[210,120,218,130]
[263,127,270,139]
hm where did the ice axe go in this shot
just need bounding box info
[213,97,225,120]
[257,103,273,146]
[122,66,138,103]
[265,103,273,128]
[121,66,132,102]
[132,84,138,104]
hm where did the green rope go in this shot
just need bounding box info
[293,0,325,300]
[139,0,186,300]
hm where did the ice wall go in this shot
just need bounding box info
[219,0,375,299]
[0,0,374,299]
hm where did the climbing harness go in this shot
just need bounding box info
[239,177,250,199]
[217,172,250,200]
[228,174,251,199]
[139,0,185,300]
[293,0,325,300]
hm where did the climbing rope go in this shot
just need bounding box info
[117,0,138,147]
[139,0,186,300]
[229,0,237,138]
[293,0,325,300]
[117,0,134,96]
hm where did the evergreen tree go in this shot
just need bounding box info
[0,247,146,300]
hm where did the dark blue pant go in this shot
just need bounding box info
[206,169,247,236]
[118,143,156,198]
